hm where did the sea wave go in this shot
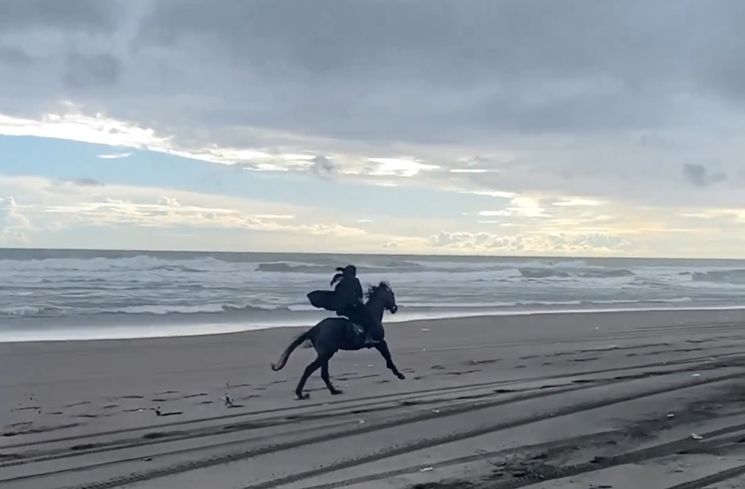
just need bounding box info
[691,269,745,285]
[518,267,635,279]
[3,250,745,337]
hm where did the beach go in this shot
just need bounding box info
[4,308,745,488]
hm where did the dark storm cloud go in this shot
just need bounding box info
[0,0,121,33]
[4,0,745,139]
[682,164,726,187]
[310,156,336,179]
[64,53,122,89]
[3,0,745,208]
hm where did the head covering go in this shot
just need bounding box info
[330,265,356,286]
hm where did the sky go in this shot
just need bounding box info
[1,0,745,257]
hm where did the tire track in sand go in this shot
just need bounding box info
[47,368,740,489]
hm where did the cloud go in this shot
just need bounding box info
[5,2,745,255]
[97,151,132,159]
[682,163,726,187]
[310,155,336,179]
[367,158,439,177]
[0,196,31,243]
[69,177,105,187]
[430,231,631,254]
[64,53,121,89]
[44,196,366,237]
[552,197,603,207]
[477,195,550,219]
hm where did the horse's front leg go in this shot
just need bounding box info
[375,341,405,379]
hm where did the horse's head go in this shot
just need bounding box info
[369,281,398,314]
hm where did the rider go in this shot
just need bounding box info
[329,265,378,347]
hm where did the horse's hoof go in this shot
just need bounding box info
[396,373,406,380]
[331,389,343,395]
[296,392,310,400]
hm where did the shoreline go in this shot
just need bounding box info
[3,303,745,344]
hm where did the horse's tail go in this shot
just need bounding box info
[271,328,313,371]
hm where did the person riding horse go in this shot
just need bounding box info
[308,265,379,347]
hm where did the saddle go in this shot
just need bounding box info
[337,318,375,348]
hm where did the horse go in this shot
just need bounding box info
[271,282,406,399]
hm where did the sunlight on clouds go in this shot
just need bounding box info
[97,152,133,160]
[0,111,169,149]
[478,196,550,219]
[552,197,604,207]
[459,189,517,199]
[43,198,361,236]
[0,109,308,170]
[0,196,32,244]
[681,208,745,223]
[429,231,631,254]
[367,157,439,177]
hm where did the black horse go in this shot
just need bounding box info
[272,282,406,399]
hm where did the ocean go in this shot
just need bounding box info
[2,248,745,342]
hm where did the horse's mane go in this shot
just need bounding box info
[366,281,391,299]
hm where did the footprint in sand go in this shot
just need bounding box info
[181,393,208,399]
[446,369,481,376]
[64,401,91,408]
[468,359,498,365]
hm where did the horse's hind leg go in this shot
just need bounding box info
[375,341,406,380]
[295,352,331,400]
[321,360,342,395]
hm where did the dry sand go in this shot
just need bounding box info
[4,309,745,489]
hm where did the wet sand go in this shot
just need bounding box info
[4,309,745,489]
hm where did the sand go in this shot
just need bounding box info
[4,308,745,489]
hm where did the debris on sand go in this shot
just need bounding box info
[154,407,182,417]
[419,466,434,472]
[690,433,704,440]
[224,394,234,407]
